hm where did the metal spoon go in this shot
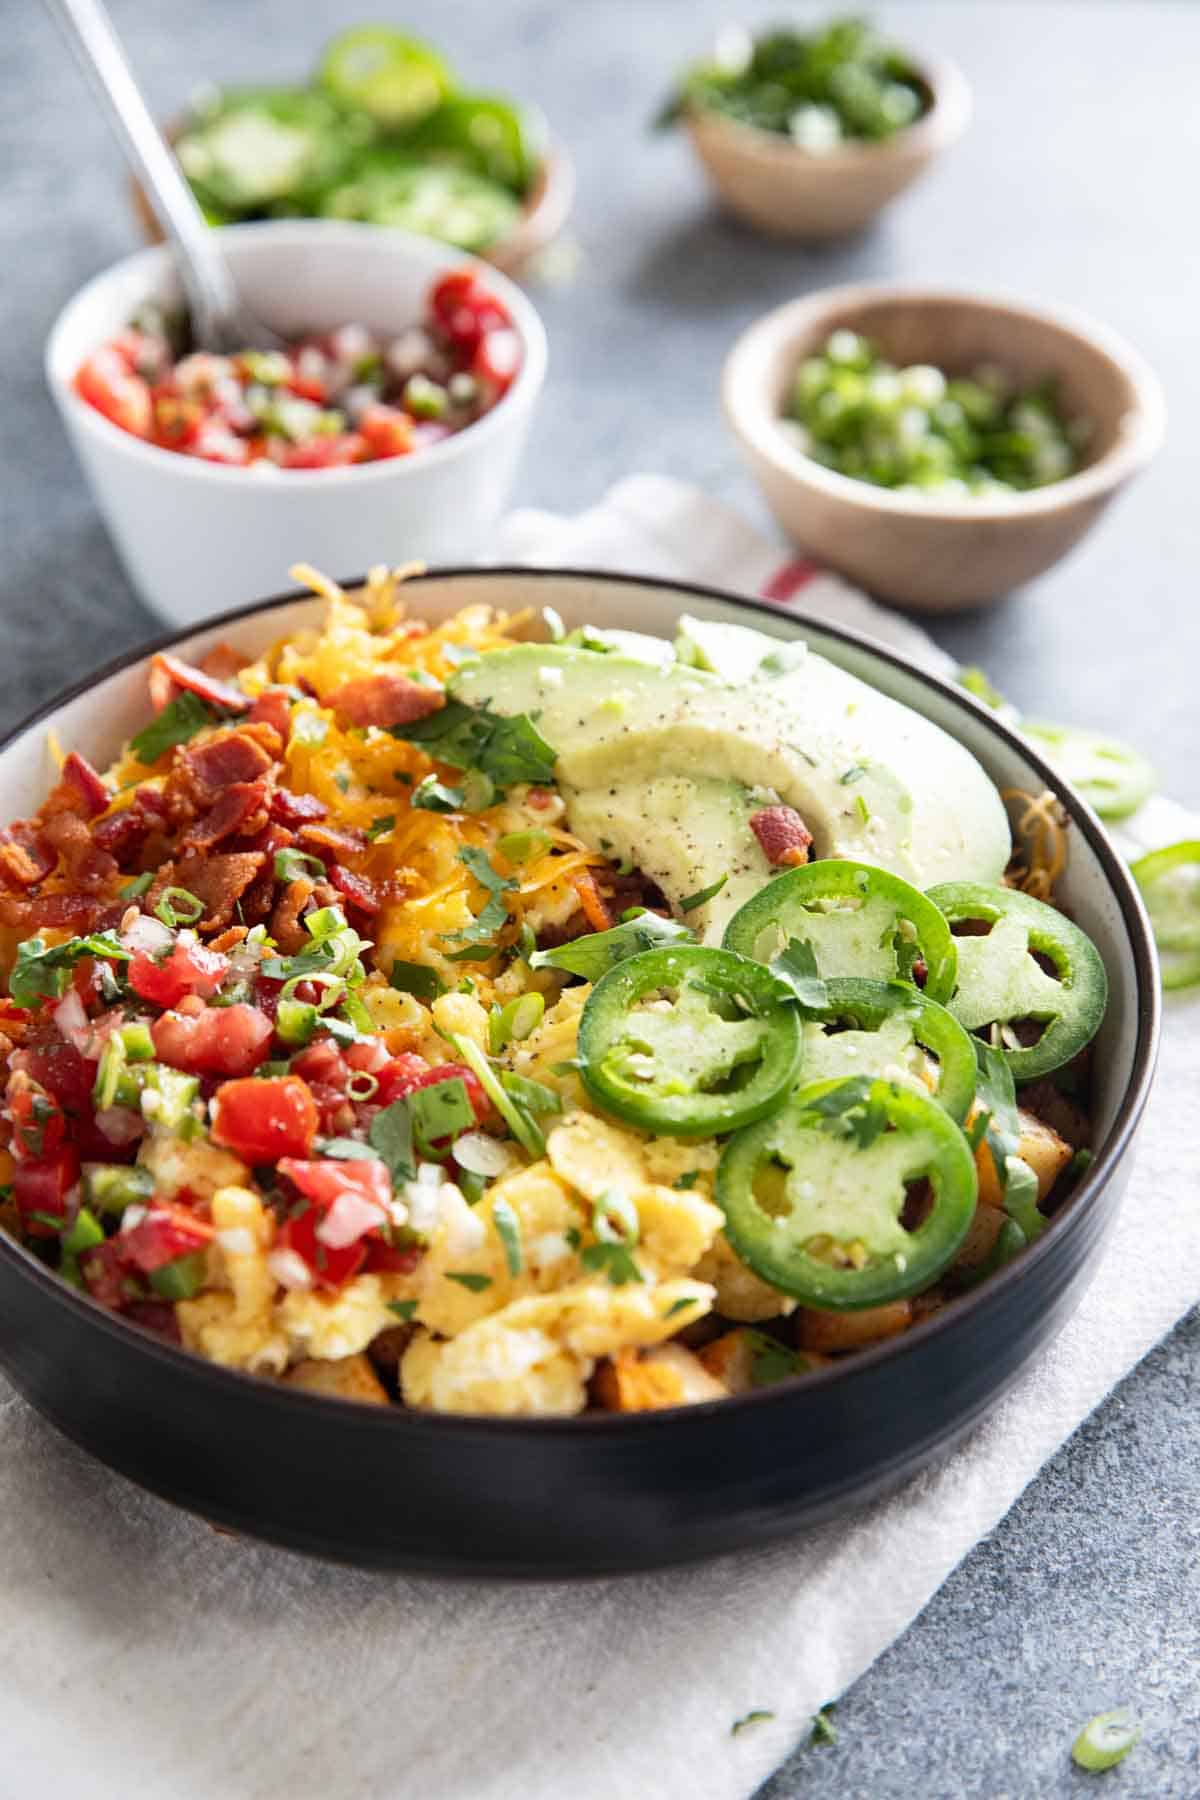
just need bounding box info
[44,0,284,351]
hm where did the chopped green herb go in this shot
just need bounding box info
[368,1098,416,1184]
[387,1299,418,1322]
[274,848,327,884]
[8,932,130,1008]
[580,1241,643,1286]
[410,1077,475,1153]
[446,1271,492,1293]
[804,1075,889,1149]
[441,847,517,955]
[129,691,215,764]
[391,698,557,791]
[445,1033,545,1157]
[672,1170,700,1190]
[488,991,544,1052]
[769,936,829,1010]
[680,874,729,913]
[389,959,446,1002]
[317,1136,382,1161]
[496,828,552,865]
[854,793,871,825]
[731,1711,775,1737]
[118,872,154,900]
[530,911,692,981]
[839,764,868,785]
[746,1330,800,1386]
[367,814,396,841]
[412,774,466,813]
[662,1296,696,1321]
[492,1195,523,1276]
[499,1069,562,1115]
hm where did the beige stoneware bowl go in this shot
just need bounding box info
[685,54,970,239]
[722,284,1166,612]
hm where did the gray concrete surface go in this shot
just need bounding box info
[0,1,1196,1794]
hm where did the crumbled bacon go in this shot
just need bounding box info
[149,651,250,716]
[270,789,328,828]
[176,728,274,804]
[40,812,118,890]
[249,688,292,744]
[296,821,369,861]
[0,827,54,889]
[181,778,271,853]
[61,752,110,818]
[327,671,444,731]
[270,877,318,953]
[148,850,266,930]
[327,865,381,914]
[749,806,814,868]
[200,642,248,683]
[92,786,168,861]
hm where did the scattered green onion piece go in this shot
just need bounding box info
[680,874,728,913]
[499,1070,562,1115]
[347,1070,379,1101]
[304,906,346,942]
[487,991,545,1054]
[496,828,552,865]
[119,872,154,900]
[445,1033,545,1158]
[491,1195,523,1275]
[92,1035,128,1111]
[1071,1708,1141,1773]
[274,848,328,884]
[154,886,204,928]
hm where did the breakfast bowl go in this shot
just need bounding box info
[0,567,1158,1576]
[44,222,548,627]
[722,284,1166,611]
[682,51,970,240]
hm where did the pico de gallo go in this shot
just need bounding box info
[0,578,1105,1416]
[72,268,521,470]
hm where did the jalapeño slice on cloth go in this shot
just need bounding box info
[577,945,803,1137]
[1130,840,1200,989]
[799,977,978,1123]
[928,881,1107,1081]
[722,859,956,1003]
[1021,721,1156,821]
[718,1077,977,1309]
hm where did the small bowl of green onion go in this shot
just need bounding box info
[722,283,1165,610]
[658,17,970,239]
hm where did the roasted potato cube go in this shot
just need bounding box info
[973,1107,1072,1209]
[286,1354,390,1406]
[795,1300,913,1354]
[594,1343,728,1411]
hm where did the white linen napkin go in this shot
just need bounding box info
[0,475,1196,1800]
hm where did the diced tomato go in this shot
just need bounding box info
[120,1200,214,1274]
[275,1205,366,1291]
[375,1056,489,1123]
[279,433,365,470]
[7,1083,65,1162]
[129,939,229,1009]
[149,651,250,716]
[471,327,522,395]
[151,1002,273,1077]
[14,1147,81,1238]
[188,419,251,466]
[289,1040,349,1091]
[278,1156,392,1213]
[80,1237,131,1309]
[428,270,510,354]
[343,1037,390,1075]
[74,348,152,438]
[358,403,414,461]
[210,1075,319,1162]
[363,1238,422,1275]
[123,1299,182,1342]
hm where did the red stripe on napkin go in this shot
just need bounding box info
[761,559,820,603]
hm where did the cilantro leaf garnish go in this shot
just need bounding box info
[389,959,445,1002]
[580,1241,643,1286]
[411,775,466,814]
[390,699,557,791]
[129,691,218,764]
[530,910,692,981]
[746,1329,801,1386]
[970,1040,1044,1234]
[440,847,517,957]
[446,1271,492,1292]
[387,1299,418,1321]
[731,1711,775,1737]
[802,1076,890,1150]
[410,1077,475,1154]
[368,1099,416,1184]
[9,932,130,1008]
[491,1195,523,1276]
[366,815,396,841]
[768,936,829,1010]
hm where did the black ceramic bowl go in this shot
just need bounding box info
[0,570,1160,1576]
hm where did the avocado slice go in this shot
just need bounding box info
[449,640,1009,939]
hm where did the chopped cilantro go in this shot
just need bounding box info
[530,911,692,981]
[368,1098,416,1184]
[662,1296,696,1321]
[809,1703,837,1748]
[9,932,130,1008]
[412,775,466,813]
[672,1170,700,1190]
[367,814,396,841]
[769,936,829,1010]
[440,847,517,956]
[410,1077,475,1153]
[492,1195,523,1276]
[580,1241,643,1286]
[389,959,445,1002]
[390,698,557,792]
[803,1076,889,1149]
[129,691,216,764]
[387,1299,418,1322]
[499,1070,562,1116]
[445,1271,492,1292]
[839,763,868,785]
[118,871,154,900]
[680,874,729,913]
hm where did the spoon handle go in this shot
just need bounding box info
[43,0,255,348]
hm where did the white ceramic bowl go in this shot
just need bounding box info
[44,221,548,627]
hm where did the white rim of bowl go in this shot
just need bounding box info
[721,281,1167,522]
[687,50,972,164]
[43,219,549,490]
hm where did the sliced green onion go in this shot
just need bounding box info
[119,1021,155,1062]
[280,971,343,1012]
[140,1066,201,1137]
[274,848,328,884]
[499,1069,562,1115]
[444,1033,545,1158]
[496,829,552,865]
[92,1035,127,1111]
[1071,1708,1141,1772]
[491,1194,523,1275]
[680,874,728,913]
[347,1070,379,1101]
[487,991,545,1053]
[154,886,204,928]
[119,872,154,900]
[304,906,347,942]
[593,1187,639,1246]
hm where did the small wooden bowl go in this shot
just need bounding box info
[722,284,1166,612]
[129,126,574,280]
[685,54,970,240]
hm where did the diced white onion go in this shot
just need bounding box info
[216,1227,256,1257]
[95,1106,145,1148]
[452,1131,516,1178]
[529,1232,572,1270]
[52,988,89,1045]
[121,914,173,957]
[441,1189,486,1260]
[120,1204,148,1232]
[402,1163,444,1237]
[267,1248,314,1292]
[315,1189,387,1250]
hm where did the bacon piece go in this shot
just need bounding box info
[201,641,247,683]
[149,851,266,930]
[270,789,328,828]
[181,778,271,852]
[0,826,54,889]
[150,651,250,715]
[92,786,169,861]
[40,812,118,890]
[270,877,317,953]
[327,671,444,731]
[749,806,814,868]
[296,821,369,860]
[249,688,292,744]
[61,752,110,818]
[327,865,381,915]
[28,892,104,931]
[176,727,274,804]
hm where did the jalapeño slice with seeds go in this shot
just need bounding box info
[929,881,1108,1081]
[799,977,978,1123]
[718,1077,977,1310]
[577,945,803,1137]
[1130,840,1200,988]
[722,859,956,1003]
